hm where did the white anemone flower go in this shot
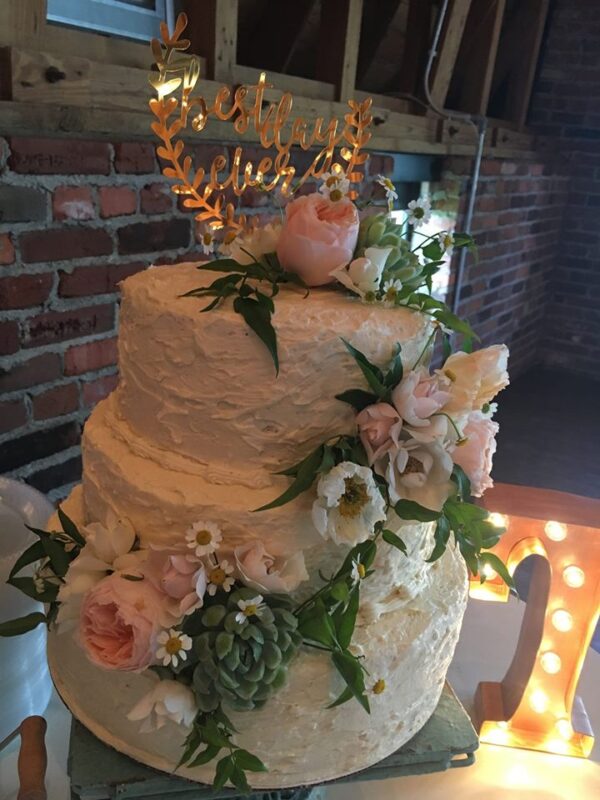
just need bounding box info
[331,246,392,299]
[56,510,140,631]
[156,628,193,668]
[219,222,281,265]
[312,462,386,546]
[319,170,351,201]
[185,520,222,557]
[205,557,235,596]
[406,197,432,229]
[127,677,196,733]
[235,595,266,625]
[382,438,454,511]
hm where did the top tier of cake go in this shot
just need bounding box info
[115,262,431,479]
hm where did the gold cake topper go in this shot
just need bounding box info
[149,13,372,232]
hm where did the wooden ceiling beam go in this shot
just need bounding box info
[429,0,473,109]
[355,0,402,85]
[183,0,238,83]
[392,0,433,98]
[452,0,506,115]
[316,0,363,102]
[237,0,317,74]
[505,0,550,129]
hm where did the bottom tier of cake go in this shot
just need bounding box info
[48,542,467,789]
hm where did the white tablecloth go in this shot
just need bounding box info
[0,595,598,800]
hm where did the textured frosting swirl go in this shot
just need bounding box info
[115,262,431,474]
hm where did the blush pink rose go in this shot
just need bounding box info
[79,572,165,671]
[145,551,206,617]
[451,411,499,497]
[276,193,359,286]
[356,403,402,464]
[392,369,450,435]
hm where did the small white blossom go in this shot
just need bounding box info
[206,557,235,596]
[199,227,215,255]
[406,197,431,229]
[235,595,266,625]
[382,278,403,306]
[127,678,196,733]
[319,169,350,201]
[156,628,193,668]
[219,222,281,264]
[312,462,387,547]
[351,559,366,585]
[438,231,454,257]
[331,246,392,299]
[185,520,222,557]
[375,175,398,210]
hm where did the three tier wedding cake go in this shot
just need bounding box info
[0,13,510,792]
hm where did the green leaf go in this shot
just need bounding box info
[335,539,377,579]
[330,581,350,602]
[188,743,221,768]
[233,295,279,374]
[234,749,268,772]
[255,445,324,511]
[384,344,403,389]
[341,338,387,397]
[332,650,370,713]
[335,389,379,412]
[382,529,407,554]
[451,465,472,502]
[213,755,234,789]
[326,685,354,709]
[8,540,45,580]
[394,499,441,522]
[422,241,444,261]
[333,585,360,649]
[230,764,250,792]
[0,612,47,637]
[202,718,231,749]
[58,507,86,546]
[197,258,247,272]
[39,533,70,578]
[176,721,203,769]
[298,600,338,647]
[427,515,451,562]
[479,552,514,588]
[7,576,58,603]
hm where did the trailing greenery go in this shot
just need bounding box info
[183,252,307,374]
[0,508,83,637]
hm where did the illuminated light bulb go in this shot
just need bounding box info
[551,609,573,632]
[555,718,574,740]
[540,651,562,674]
[563,565,585,588]
[529,689,549,714]
[497,720,509,730]
[545,520,567,541]
[481,562,498,580]
[488,512,508,529]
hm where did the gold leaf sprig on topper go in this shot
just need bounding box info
[149,12,372,233]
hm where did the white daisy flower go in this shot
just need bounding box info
[206,557,235,596]
[156,628,193,668]
[382,278,403,306]
[185,521,222,557]
[319,170,350,202]
[351,559,366,585]
[406,197,432,228]
[438,231,454,257]
[199,227,215,255]
[235,595,266,625]
[375,175,398,210]
[312,462,387,547]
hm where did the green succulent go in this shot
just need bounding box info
[186,588,302,713]
[356,212,424,287]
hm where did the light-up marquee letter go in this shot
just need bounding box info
[148,13,372,232]
[471,483,600,758]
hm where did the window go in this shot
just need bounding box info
[47,0,174,42]
[386,155,458,302]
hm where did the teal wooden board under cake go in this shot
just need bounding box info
[68,683,478,799]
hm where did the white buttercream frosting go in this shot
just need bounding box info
[58,262,470,785]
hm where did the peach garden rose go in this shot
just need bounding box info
[79,571,166,671]
[276,193,360,286]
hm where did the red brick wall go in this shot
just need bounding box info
[0,132,571,500]
[528,0,600,374]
